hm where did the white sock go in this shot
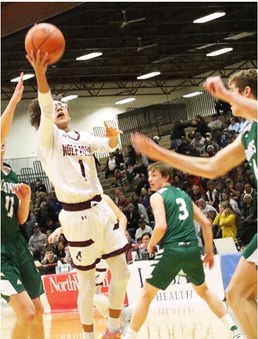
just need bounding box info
[107,316,121,332]
[221,313,238,330]
[123,327,138,339]
[82,332,96,339]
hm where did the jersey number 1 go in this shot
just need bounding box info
[5,196,14,218]
[79,160,87,180]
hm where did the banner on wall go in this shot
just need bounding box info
[126,255,225,307]
[42,255,224,312]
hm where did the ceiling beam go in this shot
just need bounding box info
[1,2,84,37]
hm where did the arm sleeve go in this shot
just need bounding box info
[37,91,55,148]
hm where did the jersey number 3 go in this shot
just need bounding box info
[176,198,189,220]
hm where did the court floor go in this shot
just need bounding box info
[1,301,235,339]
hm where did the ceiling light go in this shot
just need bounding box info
[11,74,34,82]
[137,71,161,80]
[183,91,203,98]
[195,43,217,50]
[206,47,233,57]
[193,12,226,24]
[115,97,136,105]
[224,32,256,40]
[76,52,102,61]
[61,95,78,102]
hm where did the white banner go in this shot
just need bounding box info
[127,255,224,307]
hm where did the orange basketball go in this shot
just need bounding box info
[25,23,65,65]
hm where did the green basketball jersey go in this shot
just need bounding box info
[1,164,20,243]
[241,120,257,183]
[157,185,198,247]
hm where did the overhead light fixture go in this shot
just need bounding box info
[206,47,233,57]
[195,43,217,50]
[61,95,78,102]
[193,12,226,24]
[137,71,161,80]
[115,97,136,105]
[76,52,102,61]
[224,32,256,40]
[11,74,34,82]
[183,91,203,98]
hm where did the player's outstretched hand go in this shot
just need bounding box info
[13,183,31,201]
[26,49,50,75]
[203,76,229,103]
[131,132,161,160]
[202,252,214,269]
[12,72,24,104]
[103,121,123,138]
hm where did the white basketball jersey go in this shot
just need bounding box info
[37,91,116,203]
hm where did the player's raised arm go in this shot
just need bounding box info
[131,132,246,179]
[1,73,24,144]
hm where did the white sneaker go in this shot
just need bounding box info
[121,307,132,335]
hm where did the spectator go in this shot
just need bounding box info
[62,245,72,265]
[124,203,140,239]
[125,145,136,169]
[207,114,222,131]
[221,190,240,215]
[170,117,194,150]
[238,117,251,133]
[33,178,47,194]
[205,180,219,209]
[139,187,151,210]
[240,182,257,207]
[194,114,210,136]
[238,194,257,245]
[225,178,241,203]
[227,116,240,134]
[124,231,139,264]
[213,201,238,243]
[40,245,59,275]
[130,192,149,224]
[104,153,119,179]
[197,198,217,216]
[200,137,219,155]
[136,232,155,261]
[135,173,150,197]
[189,184,204,203]
[131,154,149,178]
[55,241,66,260]
[190,131,205,153]
[113,148,124,168]
[135,218,153,241]
[152,136,160,145]
[176,136,190,155]
[28,222,47,260]
[113,189,122,206]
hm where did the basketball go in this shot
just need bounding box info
[25,23,65,65]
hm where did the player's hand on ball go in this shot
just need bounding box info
[26,49,50,74]
[103,121,123,138]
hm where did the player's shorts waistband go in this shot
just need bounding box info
[62,195,102,211]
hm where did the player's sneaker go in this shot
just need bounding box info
[121,307,132,335]
[98,329,123,339]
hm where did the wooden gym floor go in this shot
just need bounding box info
[1,301,235,339]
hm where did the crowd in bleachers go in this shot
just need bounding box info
[21,112,257,273]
